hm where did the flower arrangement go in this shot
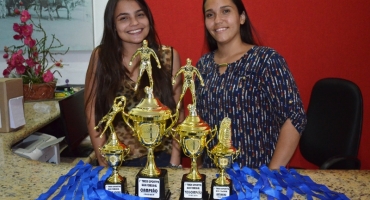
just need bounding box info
[2,9,69,84]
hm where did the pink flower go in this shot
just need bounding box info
[25,58,36,67]
[20,10,30,23]
[13,34,23,40]
[24,36,36,48]
[10,50,25,69]
[15,64,26,75]
[13,23,22,34]
[5,6,68,84]
[21,24,33,37]
[2,67,12,78]
[43,70,54,83]
[32,51,38,58]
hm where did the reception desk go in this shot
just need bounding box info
[0,101,370,199]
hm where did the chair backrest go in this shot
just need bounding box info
[58,88,88,155]
[299,78,363,169]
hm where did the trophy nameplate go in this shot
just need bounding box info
[181,174,208,200]
[135,169,170,200]
[210,184,231,200]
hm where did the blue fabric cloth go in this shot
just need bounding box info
[195,46,307,168]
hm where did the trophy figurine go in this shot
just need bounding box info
[172,58,204,111]
[208,117,240,200]
[172,59,216,199]
[95,96,130,193]
[121,40,178,200]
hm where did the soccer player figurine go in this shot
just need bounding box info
[129,40,161,91]
[172,58,205,110]
[95,96,127,137]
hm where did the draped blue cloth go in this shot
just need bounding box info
[36,160,149,200]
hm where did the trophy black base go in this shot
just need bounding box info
[104,177,128,194]
[135,168,171,200]
[209,179,233,200]
[180,174,209,200]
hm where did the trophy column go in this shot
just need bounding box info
[123,87,174,200]
[95,96,130,194]
[100,132,130,193]
[208,117,240,200]
[122,40,179,200]
[173,104,215,200]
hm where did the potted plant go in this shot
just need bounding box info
[2,8,69,101]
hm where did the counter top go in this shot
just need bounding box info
[1,101,370,199]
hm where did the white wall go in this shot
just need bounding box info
[0,0,108,86]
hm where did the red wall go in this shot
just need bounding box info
[147,0,370,169]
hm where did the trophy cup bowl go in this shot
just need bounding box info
[172,104,215,200]
[99,131,130,193]
[123,86,176,199]
[208,117,240,200]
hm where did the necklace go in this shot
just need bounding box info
[219,63,228,67]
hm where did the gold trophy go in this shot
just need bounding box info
[121,40,178,200]
[208,117,240,200]
[172,59,216,199]
[172,104,215,200]
[95,96,130,193]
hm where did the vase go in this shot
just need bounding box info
[23,82,57,101]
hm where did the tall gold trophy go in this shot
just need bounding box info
[208,117,240,200]
[95,96,130,193]
[172,59,216,200]
[121,40,178,200]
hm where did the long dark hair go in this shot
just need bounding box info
[88,0,175,125]
[202,0,257,51]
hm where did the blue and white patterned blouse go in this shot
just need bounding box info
[195,46,307,168]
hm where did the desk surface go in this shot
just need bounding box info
[0,101,370,199]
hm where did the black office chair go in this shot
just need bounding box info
[299,78,363,169]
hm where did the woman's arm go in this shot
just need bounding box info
[169,48,184,166]
[262,51,306,170]
[84,48,107,166]
[269,119,300,169]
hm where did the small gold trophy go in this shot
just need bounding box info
[121,40,178,200]
[208,117,240,200]
[172,104,215,200]
[95,96,130,193]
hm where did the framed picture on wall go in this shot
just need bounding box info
[0,0,94,51]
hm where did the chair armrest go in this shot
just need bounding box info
[320,156,361,169]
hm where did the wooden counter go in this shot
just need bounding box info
[0,101,369,199]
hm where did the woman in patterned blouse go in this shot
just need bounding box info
[85,0,183,167]
[196,0,307,169]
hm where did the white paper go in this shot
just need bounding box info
[8,96,25,128]
[0,107,2,128]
